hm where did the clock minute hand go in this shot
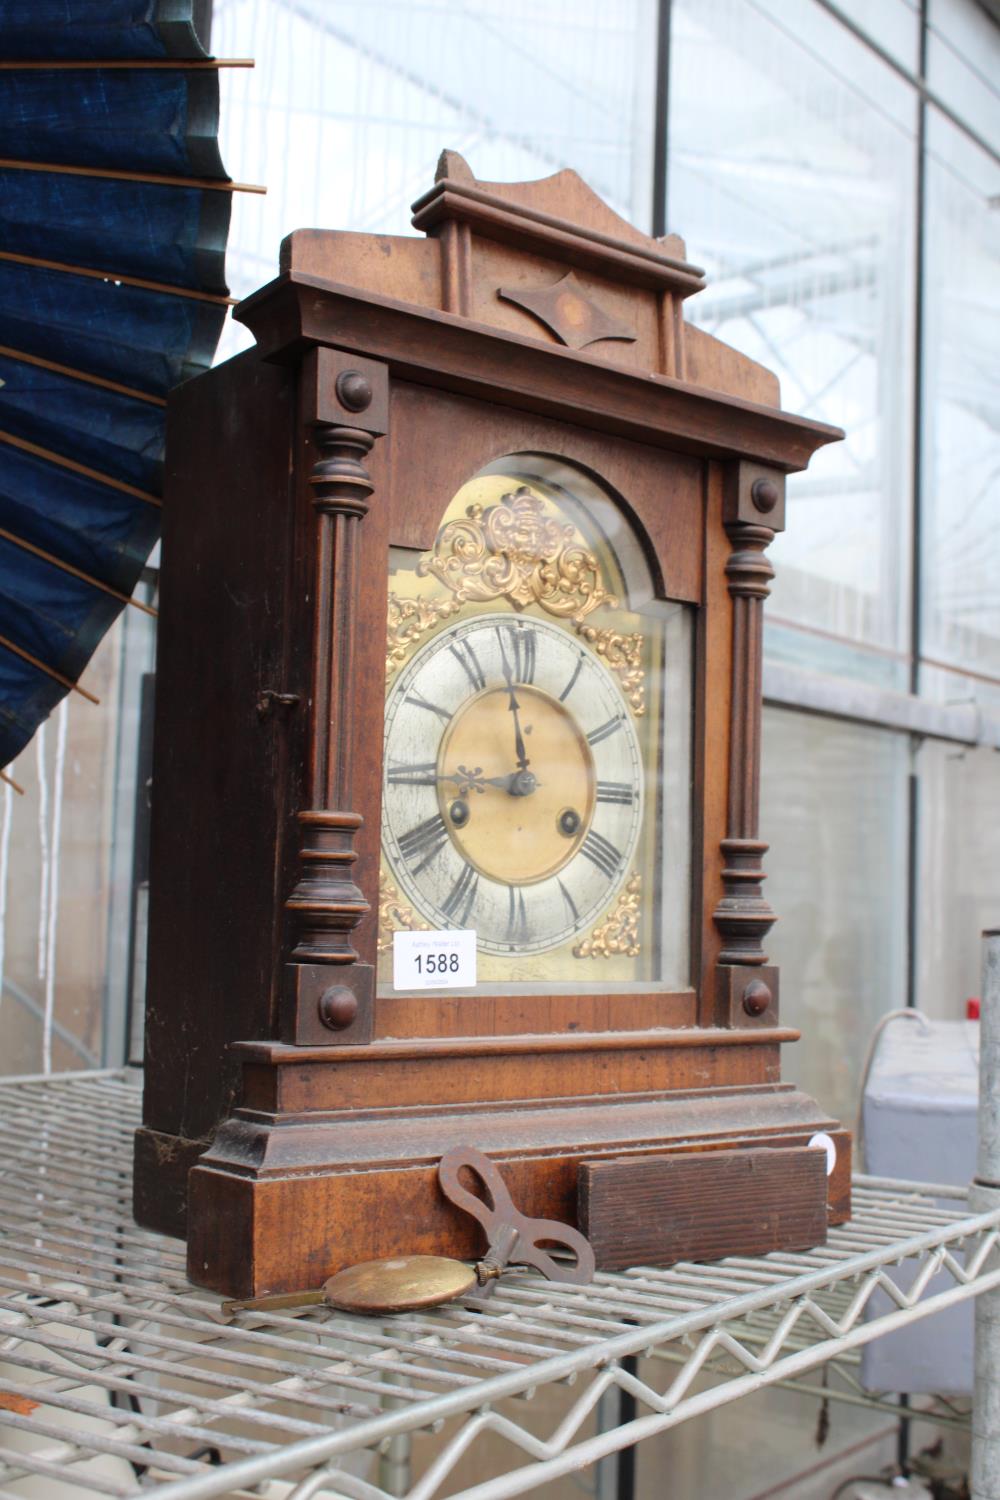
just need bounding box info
[497,635,530,772]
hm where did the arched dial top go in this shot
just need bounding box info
[382,613,643,957]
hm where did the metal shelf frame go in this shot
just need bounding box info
[0,1071,998,1500]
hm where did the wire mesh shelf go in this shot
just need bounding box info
[0,1071,997,1500]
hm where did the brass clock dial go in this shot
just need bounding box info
[378,460,693,992]
[382,612,642,956]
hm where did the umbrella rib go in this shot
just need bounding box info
[0,249,236,306]
[0,527,157,619]
[0,59,255,70]
[0,634,99,704]
[0,769,24,794]
[0,345,166,406]
[0,429,161,506]
[0,158,265,194]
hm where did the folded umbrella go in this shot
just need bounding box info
[0,0,244,767]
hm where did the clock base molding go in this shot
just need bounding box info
[141,1080,850,1298]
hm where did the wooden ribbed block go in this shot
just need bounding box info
[579,1145,828,1270]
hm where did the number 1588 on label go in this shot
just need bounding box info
[392,929,477,990]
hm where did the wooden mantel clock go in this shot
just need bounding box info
[134,151,850,1297]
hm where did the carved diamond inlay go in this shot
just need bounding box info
[497,271,636,351]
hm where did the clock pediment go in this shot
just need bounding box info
[258,154,842,457]
[429,149,689,264]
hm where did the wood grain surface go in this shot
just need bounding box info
[579,1145,829,1270]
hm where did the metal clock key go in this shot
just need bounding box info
[437,1145,595,1299]
[221,1146,595,1318]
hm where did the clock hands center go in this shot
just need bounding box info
[440,766,539,798]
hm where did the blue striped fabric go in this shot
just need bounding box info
[0,0,231,765]
[0,2,209,62]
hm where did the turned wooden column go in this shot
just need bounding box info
[284,348,388,1044]
[714,463,785,986]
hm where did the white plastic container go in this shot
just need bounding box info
[860,1018,979,1394]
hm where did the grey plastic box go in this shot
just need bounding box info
[860,1018,979,1395]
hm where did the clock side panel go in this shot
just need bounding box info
[136,351,301,1233]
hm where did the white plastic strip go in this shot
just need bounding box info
[41,699,68,1074]
[35,719,49,980]
[0,777,13,1017]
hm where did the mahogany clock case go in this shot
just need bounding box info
[134,153,850,1296]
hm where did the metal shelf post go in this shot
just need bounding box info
[973,928,1000,1500]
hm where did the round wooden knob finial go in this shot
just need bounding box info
[742,980,772,1018]
[318,985,358,1031]
[335,370,373,413]
[751,477,779,514]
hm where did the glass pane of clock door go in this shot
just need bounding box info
[379,455,692,997]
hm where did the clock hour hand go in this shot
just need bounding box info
[439,767,539,796]
[439,767,507,793]
[496,634,530,772]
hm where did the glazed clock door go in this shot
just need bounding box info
[379,455,692,996]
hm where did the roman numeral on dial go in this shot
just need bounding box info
[505,886,529,945]
[398,814,448,873]
[513,627,536,685]
[405,692,451,723]
[558,653,585,702]
[496,624,536,684]
[586,715,624,746]
[387,761,438,786]
[449,639,486,691]
[557,879,579,924]
[596,780,634,805]
[441,863,478,925]
[580,829,622,880]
